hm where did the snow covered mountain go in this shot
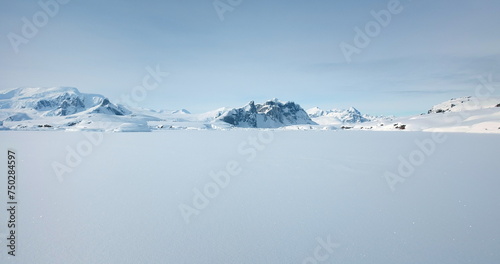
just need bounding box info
[306,106,391,125]
[427,96,500,114]
[350,96,500,133]
[217,99,317,128]
[171,109,191,115]
[0,87,153,131]
[0,87,129,120]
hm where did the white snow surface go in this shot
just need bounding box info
[1,131,499,263]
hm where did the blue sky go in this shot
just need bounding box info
[1,0,499,115]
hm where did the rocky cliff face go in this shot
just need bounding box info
[218,99,316,128]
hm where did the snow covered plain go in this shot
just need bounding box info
[1,130,499,263]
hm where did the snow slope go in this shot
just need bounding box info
[427,96,500,114]
[0,87,157,131]
[350,96,500,133]
[1,131,499,263]
[0,87,128,118]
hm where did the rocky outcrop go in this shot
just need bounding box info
[218,99,316,128]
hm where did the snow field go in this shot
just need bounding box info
[0,131,499,263]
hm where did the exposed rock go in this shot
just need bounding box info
[218,99,316,128]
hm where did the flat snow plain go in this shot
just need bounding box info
[1,130,499,263]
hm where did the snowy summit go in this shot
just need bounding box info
[0,87,128,119]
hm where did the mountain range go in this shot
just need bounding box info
[0,87,129,118]
[1,87,499,133]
